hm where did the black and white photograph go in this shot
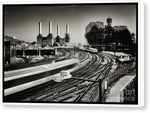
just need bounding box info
[2,2,140,105]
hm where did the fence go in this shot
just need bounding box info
[100,61,136,101]
[120,76,136,103]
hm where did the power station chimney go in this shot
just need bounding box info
[39,22,42,34]
[65,25,70,43]
[49,21,52,34]
[57,25,60,36]
[66,25,69,34]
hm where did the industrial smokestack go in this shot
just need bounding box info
[39,22,42,34]
[49,21,52,34]
[57,25,60,36]
[66,25,69,34]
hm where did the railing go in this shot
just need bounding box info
[101,61,136,101]
[120,76,136,103]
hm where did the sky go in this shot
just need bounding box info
[4,4,137,44]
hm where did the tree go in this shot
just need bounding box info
[104,25,114,44]
[85,25,104,45]
[131,33,135,43]
[112,29,134,46]
[85,24,134,47]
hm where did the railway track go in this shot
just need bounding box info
[22,52,113,102]
[4,46,136,103]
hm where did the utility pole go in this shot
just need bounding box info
[99,79,102,103]
[71,77,103,103]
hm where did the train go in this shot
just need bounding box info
[101,51,132,63]
[53,70,72,82]
[116,52,132,63]
[79,46,98,53]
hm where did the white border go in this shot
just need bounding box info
[138,0,144,107]
[0,0,144,107]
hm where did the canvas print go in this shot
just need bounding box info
[3,3,138,104]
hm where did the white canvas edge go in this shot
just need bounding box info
[0,0,144,107]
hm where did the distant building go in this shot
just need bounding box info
[37,22,70,47]
[37,21,54,47]
[4,36,32,64]
[113,26,127,31]
[4,36,18,64]
[86,21,104,33]
[85,17,135,46]
[85,17,128,34]
[54,25,66,46]
[106,16,112,26]
[55,25,61,43]
[65,25,70,43]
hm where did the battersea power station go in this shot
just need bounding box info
[37,21,70,47]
